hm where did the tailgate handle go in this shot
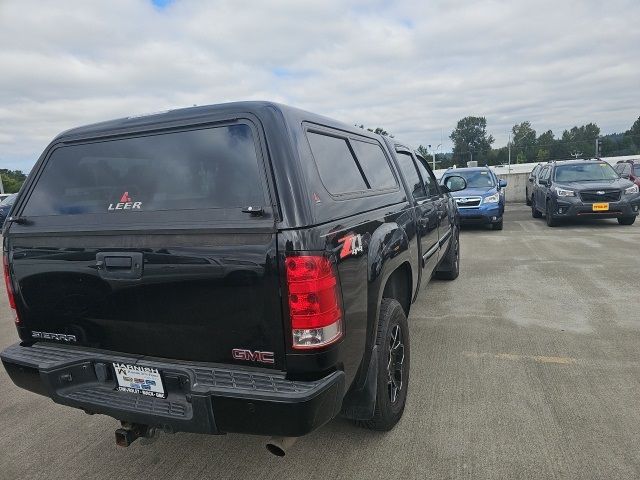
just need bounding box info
[96,252,143,280]
[103,256,132,269]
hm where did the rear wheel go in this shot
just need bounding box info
[618,216,636,225]
[531,198,541,218]
[358,299,410,431]
[435,226,460,280]
[546,200,558,227]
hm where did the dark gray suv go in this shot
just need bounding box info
[531,159,640,226]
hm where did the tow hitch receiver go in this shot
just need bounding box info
[115,422,155,447]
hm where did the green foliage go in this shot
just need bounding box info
[0,169,27,193]
[626,116,640,137]
[512,121,536,147]
[450,116,494,164]
[536,149,550,162]
[416,145,429,159]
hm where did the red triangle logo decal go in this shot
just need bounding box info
[120,191,132,203]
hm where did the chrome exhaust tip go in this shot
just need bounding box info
[265,436,297,457]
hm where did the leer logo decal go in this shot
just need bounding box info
[108,191,142,211]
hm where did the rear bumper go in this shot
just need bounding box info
[1,342,345,437]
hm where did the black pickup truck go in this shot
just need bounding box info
[1,102,465,455]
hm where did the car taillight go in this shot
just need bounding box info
[3,253,19,323]
[285,255,343,349]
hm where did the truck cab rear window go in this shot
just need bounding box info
[23,124,265,216]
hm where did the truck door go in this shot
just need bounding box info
[413,154,452,255]
[394,149,440,274]
[536,165,551,211]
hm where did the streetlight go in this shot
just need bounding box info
[427,144,442,170]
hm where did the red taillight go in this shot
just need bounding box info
[285,255,343,349]
[3,253,18,323]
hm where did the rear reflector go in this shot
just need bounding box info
[285,255,343,349]
[3,253,19,323]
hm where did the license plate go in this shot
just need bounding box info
[592,203,609,211]
[113,362,166,398]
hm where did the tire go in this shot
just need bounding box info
[492,219,504,230]
[546,200,558,227]
[358,299,410,431]
[618,216,636,225]
[434,226,460,280]
[531,198,542,218]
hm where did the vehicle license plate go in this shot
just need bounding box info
[113,362,166,398]
[592,203,609,211]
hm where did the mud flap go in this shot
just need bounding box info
[340,345,378,420]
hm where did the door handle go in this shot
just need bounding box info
[96,252,143,280]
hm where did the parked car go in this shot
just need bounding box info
[0,101,467,455]
[531,159,640,226]
[0,193,17,225]
[440,167,507,230]
[614,160,640,187]
[526,164,543,206]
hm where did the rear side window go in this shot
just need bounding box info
[306,132,367,194]
[23,124,265,216]
[395,152,426,200]
[414,155,440,197]
[350,139,397,189]
[539,167,550,182]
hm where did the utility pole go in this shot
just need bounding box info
[508,133,512,173]
[595,138,601,158]
[430,143,442,170]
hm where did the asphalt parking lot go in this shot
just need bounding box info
[0,204,638,480]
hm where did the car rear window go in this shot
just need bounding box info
[350,139,397,189]
[23,124,265,216]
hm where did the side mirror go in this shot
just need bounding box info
[443,175,467,193]
[499,179,508,188]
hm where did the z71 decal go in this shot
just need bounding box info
[339,233,364,259]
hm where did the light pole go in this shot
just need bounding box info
[508,133,512,173]
[428,144,442,170]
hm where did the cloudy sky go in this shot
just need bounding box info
[1,0,639,171]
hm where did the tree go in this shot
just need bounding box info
[0,169,27,193]
[626,116,640,138]
[512,121,536,147]
[511,121,537,163]
[560,123,600,158]
[536,149,550,162]
[450,116,494,164]
[416,145,430,159]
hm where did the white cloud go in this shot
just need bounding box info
[1,0,639,170]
